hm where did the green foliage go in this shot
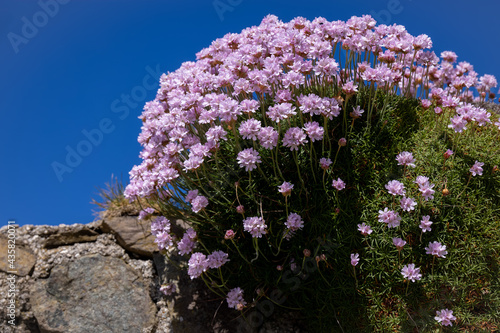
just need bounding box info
[148,87,500,332]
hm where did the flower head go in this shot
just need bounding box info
[188,252,209,279]
[401,264,422,282]
[207,250,229,269]
[378,208,401,228]
[224,229,235,240]
[470,160,484,176]
[425,241,447,258]
[392,237,406,251]
[400,196,417,212]
[319,157,332,170]
[419,215,433,232]
[278,181,294,196]
[443,149,453,159]
[435,309,456,326]
[285,213,304,232]
[227,287,246,309]
[357,223,373,236]
[332,178,346,191]
[243,216,267,238]
[237,148,261,172]
[385,180,406,196]
[350,253,360,267]
[396,151,416,168]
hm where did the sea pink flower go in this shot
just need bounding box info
[357,223,373,236]
[237,148,261,171]
[155,231,174,250]
[425,241,447,258]
[138,207,155,220]
[151,216,171,237]
[227,287,246,309]
[385,180,406,196]
[470,160,484,176]
[419,215,433,232]
[303,121,324,142]
[400,196,417,212]
[283,127,308,151]
[188,252,209,279]
[392,237,406,250]
[319,157,332,170]
[285,213,304,232]
[332,178,346,191]
[177,228,197,255]
[278,181,294,196]
[396,151,416,168]
[342,81,358,95]
[401,264,422,282]
[239,119,262,140]
[258,126,279,149]
[350,253,359,266]
[207,250,229,269]
[378,208,401,228]
[350,106,364,118]
[191,195,209,213]
[443,149,453,159]
[435,309,456,326]
[243,216,267,238]
[338,137,347,147]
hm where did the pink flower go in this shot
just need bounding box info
[236,205,245,214]
[338,137,347,147]
[303,121,324,142]
[378,208,401,228]
[443,149,453,159]
[154,231,174,250]
[396,151,416,168]
[278,181,294,196]
[187,252,209,279]
[319,157,332,170]
[350,253,359,266]
[243,216,267,238]
[191,195,209,213]
[401,264,422,282]
[224,229,235,240]
[385,180,406,196]
[258,126,279,149]
[185,190,199,204]
[239,119,262,140]
[285,213,304,232]
[237,148,261,171]
[342,81,358,95]
[350,106,364,118]
[283,127,308,151]
[435,309,456,326]
[419,215,433,232]
[267,102,296,122]
[227,287,246,309]
[470,160,484,176]
[400,196,417,212]
[357,223,373,236]
[332,178,346,191]
[425,241,447,258]
[207,250,229,269]
[392,237,406,250]
[177,228,197,255]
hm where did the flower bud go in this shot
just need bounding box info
[276,265,283,271]
[303,249,311,257]
[338,138,347,147]
[442,188,449,196]
[236,205,245,214]
[224,229,235,240]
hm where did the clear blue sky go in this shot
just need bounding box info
[2,0,499,226]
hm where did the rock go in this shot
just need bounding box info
[30,254,157,333]
[101,216,157,258]
[0,234,36,276]
[43,226,100,248]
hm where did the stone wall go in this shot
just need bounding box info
[0,218,305,333]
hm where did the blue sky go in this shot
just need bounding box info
[2,0,499,226]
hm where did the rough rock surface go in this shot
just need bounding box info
[101,216,158,258]
[0,219,307,333]
[0,234,36,277]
